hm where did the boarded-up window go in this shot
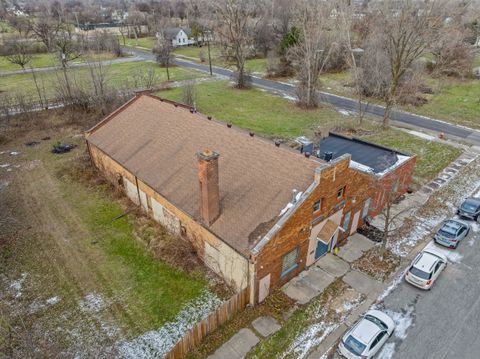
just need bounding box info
[281,247,299,277]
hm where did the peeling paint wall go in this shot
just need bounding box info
[87,142,249,292]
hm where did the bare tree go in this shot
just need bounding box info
[153,35,175,81]
[215,0,261,89]
[54,29,81,99]
[182,80,197,107]
[288,0,336,108]
[29,16,61,52]
[6,40,33,71]
[373,0,442,128]
[336,0,368,124]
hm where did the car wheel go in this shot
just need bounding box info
[455,242,459,249]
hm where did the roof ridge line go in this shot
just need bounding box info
[85,95,142,136]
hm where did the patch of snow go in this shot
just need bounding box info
[280,322,337,359]
[0,180,9,191]
[384,305,415,340]
[424,241,463,263]
[338,109,351,116]
[349,160,374,173]
[10,151,20,156]
[282,293,364,359]
[10,273,28,299]
[79,293,106,313]
[471,222,479,233]
[377,342,396,359]
[389,217,443,257]
[376,270,406,302]
[0,163,10,168]
[117,290,221,359]
[407,130,436,141]
[46,296,61,305]
[282,93,297,101]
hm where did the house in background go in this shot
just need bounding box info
[157,27,195,47]
[85,94,416,305]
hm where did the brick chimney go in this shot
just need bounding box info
[196,149,221,226]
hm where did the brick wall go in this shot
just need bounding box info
[253,155,374,303]
[369,155,417,217]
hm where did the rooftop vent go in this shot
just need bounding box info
[324,151,333,162]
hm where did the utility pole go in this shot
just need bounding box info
[205,30,213,76]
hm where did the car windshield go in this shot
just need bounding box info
[439,223,458,238]
[410,266,431,279]
[364,314,388,331]
[461,201,478,213]
[344,335,366,356]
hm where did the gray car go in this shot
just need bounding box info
[434,219,470,249]
[457,197,480,221]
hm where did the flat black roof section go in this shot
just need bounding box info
[319,133,408,173]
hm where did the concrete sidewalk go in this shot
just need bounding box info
[282,233,375,304]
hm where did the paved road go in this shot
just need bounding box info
[126,47,480,147]
[377,228,480,359]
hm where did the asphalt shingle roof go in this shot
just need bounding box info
[86,95,320,256]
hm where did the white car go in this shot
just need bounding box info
[338,310,395,359]
[405,248,447,290]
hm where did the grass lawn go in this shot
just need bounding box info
[0,52,118,72]
[361,130,462,185]
[157,80,345,138]
[173,45,267,74]
[0,123,218,356]
[316,69,480,130]
[157,80,461,185]
[0,61,204,100]
[401,77,480,129]
[122,36,157,49]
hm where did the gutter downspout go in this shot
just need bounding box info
[248,255,256,306]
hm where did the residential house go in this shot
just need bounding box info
[157,27,195,47]
[85,94,416,305]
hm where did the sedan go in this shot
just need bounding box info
[434,219,470,249]
[338,310,395,359]
[405,248,447,290]
[457,197,480,221]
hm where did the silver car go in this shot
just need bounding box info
[338,310,395,359]
[405,248,448,290]
[457,197,480,221]
[434,219,470,249]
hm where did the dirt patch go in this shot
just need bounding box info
[352,246,401,282]
[358,223,384,242]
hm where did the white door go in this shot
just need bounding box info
[350,211,361,234]
[258,274,271,303]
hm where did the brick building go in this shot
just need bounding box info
[85,94,416,304]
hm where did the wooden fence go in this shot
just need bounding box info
[164,286,250,359]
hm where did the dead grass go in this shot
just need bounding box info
[352,246,401,282]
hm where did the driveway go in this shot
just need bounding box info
[125,47,480,147]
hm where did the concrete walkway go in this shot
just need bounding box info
[282,233,375,304]
[208,316,280,359]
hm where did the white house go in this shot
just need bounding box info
[157,27,195,47]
